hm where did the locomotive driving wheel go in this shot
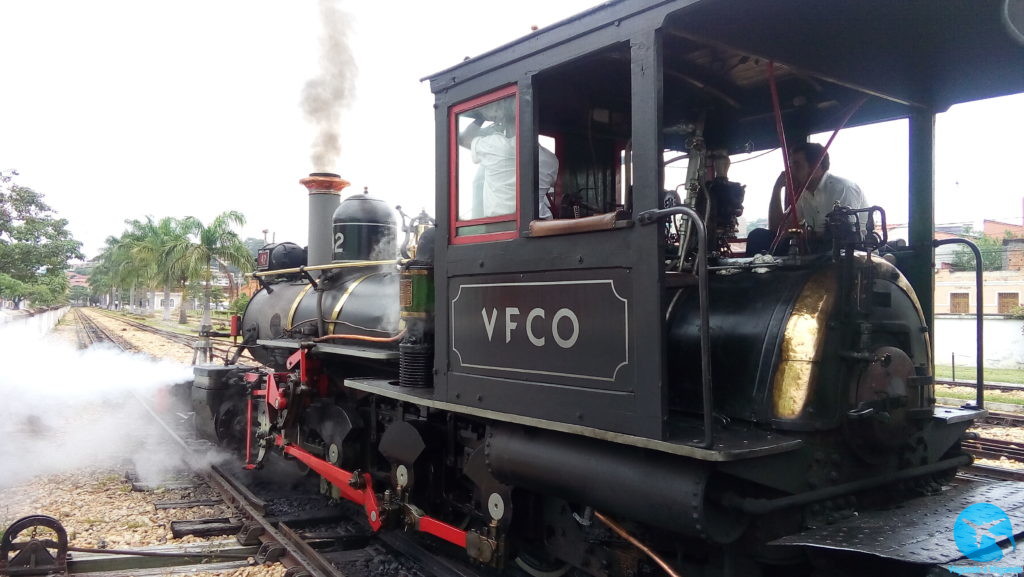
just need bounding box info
[0,515,69,576]
[254,397,272,466]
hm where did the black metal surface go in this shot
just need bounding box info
[448,270,631,385]
[485,423,747,542]
[667,265,813,422]
[771,480,1024,564]
[332,192,396,263]
[444,266,655,437]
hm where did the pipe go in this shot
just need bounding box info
[720,455,971,515]
[313,330,407,344]
[66,546,251,560]
[934,238,985,408]
[594,511,685,577]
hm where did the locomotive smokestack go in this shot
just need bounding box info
[300,172,349,269]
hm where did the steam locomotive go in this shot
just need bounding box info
[190,1,1024,575]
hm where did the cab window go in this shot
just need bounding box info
[449,87,519,244]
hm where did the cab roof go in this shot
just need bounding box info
[427,0,1024,128]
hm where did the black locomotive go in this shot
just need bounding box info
[191,1,1024,575]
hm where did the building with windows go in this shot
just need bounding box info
[935,269,1023,315]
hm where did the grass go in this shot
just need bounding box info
[935,388,1024,405]
[935,364,1024,385]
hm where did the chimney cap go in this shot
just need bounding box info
[300,172,350,193]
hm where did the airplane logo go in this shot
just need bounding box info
[954,503,1017,562]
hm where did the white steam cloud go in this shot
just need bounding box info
[301,0,358,171]
[0,327,197,490]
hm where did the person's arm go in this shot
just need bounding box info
[768,171,786,232]
[458,117,484,149]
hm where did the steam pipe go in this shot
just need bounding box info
[934,238,985,408]
[637,205,713,449]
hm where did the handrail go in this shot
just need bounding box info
[250,259,407,278]
[637,206,713,449]
[933,238,984,409]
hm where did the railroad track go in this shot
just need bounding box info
[73,307,140,352]
[935,378,1024,393]
[86,307,243,363]
[962,436,1024,462]
[980,410,1024,427]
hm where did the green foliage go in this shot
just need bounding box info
[164,211,254,323]
[950,233,1005,271]
[92,213,252,321]
[1010,305,1024,320]
[243,237,266,259]
[0,171,83,307]
[229,293,250,315]
[69,285,90,304]
[209,286,227,308]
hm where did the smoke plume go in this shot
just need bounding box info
[301,0,358,171]
[0,326,198,490]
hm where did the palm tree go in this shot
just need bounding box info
[93,235,132,309]
[166,211,253,326]
[115,222,149,313]
[127,216,188,321]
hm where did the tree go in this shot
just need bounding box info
[126,216,190,321]
[166,211,253,326]
[0,171,83,308]
[229,293,250,316]
[243,237,266,259]
[951,233,1005,271]
[69,285,90,305]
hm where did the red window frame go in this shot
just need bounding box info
[448,86,520,245]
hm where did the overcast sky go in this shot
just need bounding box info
[1,1,1022,259]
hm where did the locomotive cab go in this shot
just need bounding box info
[425,3,976,458]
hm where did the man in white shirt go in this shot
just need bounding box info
[458,99,559,220]
[768,142,866,234]
[748,142,866,255]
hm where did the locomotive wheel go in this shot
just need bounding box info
[0,515,69,576]
[254,399,272,466]
[214,404,247,452]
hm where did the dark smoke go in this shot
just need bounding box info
[301,0,358,171]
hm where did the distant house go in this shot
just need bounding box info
[66,272,90,287]
[935,269,1023,315]
[982,219,1024,272]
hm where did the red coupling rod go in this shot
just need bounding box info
[275,435,383,531]
[417,515,469,548]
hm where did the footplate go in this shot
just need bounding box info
[771,481,1024,565]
